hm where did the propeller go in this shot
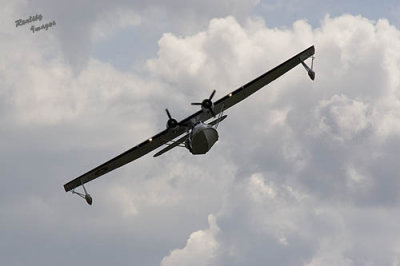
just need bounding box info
[191,90,216,117]
[165,108,179,129]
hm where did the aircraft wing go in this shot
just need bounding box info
[177,45,315,126]
[213,45,315,113]
[63,127,187,192]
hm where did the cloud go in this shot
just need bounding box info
[311,94,372,142]
[3,5,400,265]
[16,0,259,72]
[150,15,400,265]
[161,214,220,266]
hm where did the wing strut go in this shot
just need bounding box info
[153,133,190,157]
[213,104,225,129]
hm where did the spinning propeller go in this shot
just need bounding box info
[191,90,216,117]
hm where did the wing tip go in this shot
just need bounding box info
[63,183,71,192]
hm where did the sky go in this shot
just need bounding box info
[2,0,400,265]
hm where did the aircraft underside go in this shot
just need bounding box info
[186,123,219,154]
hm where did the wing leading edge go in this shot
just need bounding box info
[169,45,315,130]
[63,128,185,192]
[214,45,314,112]
[63,45,315,192]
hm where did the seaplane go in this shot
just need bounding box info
[64,45,315,205]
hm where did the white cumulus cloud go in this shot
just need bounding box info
[161,214,220,266]
[3,3,400,264]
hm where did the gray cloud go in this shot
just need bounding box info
[17,0,258,72]
[2,1,400,265]
[152,15,400,265]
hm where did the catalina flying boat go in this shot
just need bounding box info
[64,46,316,205]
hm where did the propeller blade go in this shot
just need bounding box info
[165,108,172,119]
[191,102,202,105]
[209,90,216,100]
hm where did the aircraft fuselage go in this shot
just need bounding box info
[186,122,218,154]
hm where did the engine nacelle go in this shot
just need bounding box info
[165,109,180,130]
[201,99,214,114]
[166,118,179,130]
[191,90,217,117]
